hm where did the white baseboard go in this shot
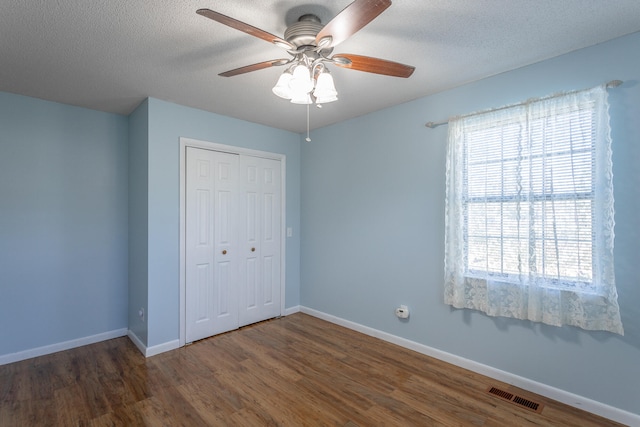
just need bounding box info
[283,305,301,316]
[300,306,640,426]
[0,328,128,366]
[146,339,180,357]
[127,330,179,358]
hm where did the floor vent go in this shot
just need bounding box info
[486,386,544,413]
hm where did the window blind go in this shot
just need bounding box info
[463,103,596,291]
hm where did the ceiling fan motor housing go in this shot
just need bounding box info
[284,14,325,49]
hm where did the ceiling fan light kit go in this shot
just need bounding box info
[271,60,338,105]
[197,0,415,107]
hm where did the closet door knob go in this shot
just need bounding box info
[222,249,227,255]
[251,247,256,252]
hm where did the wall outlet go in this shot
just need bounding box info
[139,307,145,322]
[395,305,410,319]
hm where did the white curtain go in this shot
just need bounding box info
[444,86,624,334]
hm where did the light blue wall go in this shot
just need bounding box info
[0,92,129,356]
[145,98,301,347]
[128,100,149,345]
[301,32,640,415]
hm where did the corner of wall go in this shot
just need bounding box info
[127,99,150,347]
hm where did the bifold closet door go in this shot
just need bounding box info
[185,147,239,343]
[238,155,282,327]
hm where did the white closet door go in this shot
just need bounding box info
[185,147,239,342]
[238,155,282,327]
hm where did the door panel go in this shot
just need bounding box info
[186,148,239,342]
[239,156,281,327]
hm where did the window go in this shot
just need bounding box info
[444,86,624,334]
[465,103,595,292]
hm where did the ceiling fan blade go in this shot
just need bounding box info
[332,54,415,78]
[197,9,294,50]
[218,59,289,77]
[315,0,391,48]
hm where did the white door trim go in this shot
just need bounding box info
[179,137,286,347]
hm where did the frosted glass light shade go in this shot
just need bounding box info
[272,72,293,99]
[314,72,336,95]
[289,64,313,93]
[313,72,338,103]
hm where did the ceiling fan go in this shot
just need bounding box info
[196,0,415,105]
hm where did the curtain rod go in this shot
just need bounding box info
[424,80,623,129]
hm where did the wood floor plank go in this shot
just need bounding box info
[0,313,625,426]
[176,377,241,423]
[0,397,57,426]
[53,383,94,426]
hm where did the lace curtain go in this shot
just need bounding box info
[444,86,624,334]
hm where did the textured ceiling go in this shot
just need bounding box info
[2,1,640,133]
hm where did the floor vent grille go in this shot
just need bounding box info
[486,386,544,413]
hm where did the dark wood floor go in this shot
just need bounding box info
[0,313,622,426]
